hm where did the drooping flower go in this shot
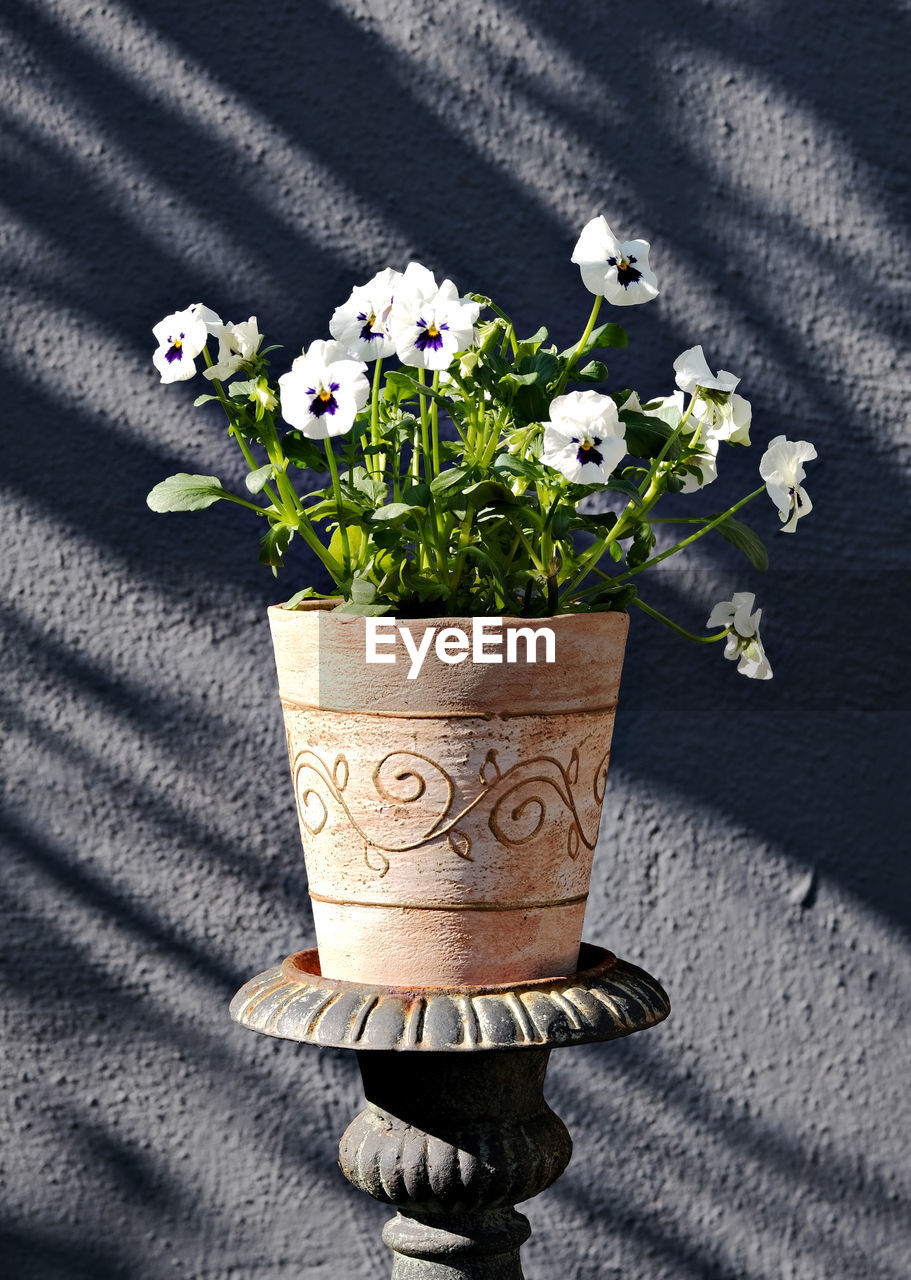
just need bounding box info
[277,339,369,439]
[329,267,400,361]
[689,391,752,448]
[673,346,739,396]
[203,317,263,381]
[672,347,751,447]
[250,377,278,413]
[759,436,817,533]
[707,592,773,679]
[152,302,222,383]
[571,215,658,306]
[623,391,718,492]
[389,262,480,370]
[541,390,626,485]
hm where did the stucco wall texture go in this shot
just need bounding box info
[2,1,909,1277]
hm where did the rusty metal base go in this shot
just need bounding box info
[231,945,670,1278]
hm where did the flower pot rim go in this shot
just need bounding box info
[281,941,619,997]
[271,598,629,625]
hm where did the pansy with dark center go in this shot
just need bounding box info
[414,317,449,352]
[606,255,641,289]
[574,434,604,466]
[307,381,340,417]
[165,333,186,364]
[357,310,379,343]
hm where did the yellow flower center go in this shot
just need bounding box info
[426,324,440,339]
[318,388,333,402]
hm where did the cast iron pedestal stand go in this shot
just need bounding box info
[231,943,670,1278]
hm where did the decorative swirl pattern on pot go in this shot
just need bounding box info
[287,735,611,871]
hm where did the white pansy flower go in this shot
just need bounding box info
[330,267,400,361]
[673,346,739,396]
[152,302,221,383]
[191,303,224,335]
[203,316,262,381]
[277,339,369,439]
[759,435,817,533]
[571,215,658,306]
[541,390,626,484]
[624,391,718,492]
[686,390,752,449]
[707,592,773,680]
[672,347,751,447]
[390,261,480,370]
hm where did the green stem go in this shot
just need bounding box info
[418,369,433,482]
[370,357,384,484]
[431,370,442,478]
[554,294,602,396]
[323,440,351,577]
[294,518,345,582]
[219,492,271,515]
[637,393,698,496]
[614,484,766,581]
[631,596,731,644]
[558,476,661,602]
[505,516,546,573]
[200,348,284,511]
[447,507,475,606]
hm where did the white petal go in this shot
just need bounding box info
[190,303,223,335]
[152,343,197,382]
[152,307,207,358]
[673,346,713,393]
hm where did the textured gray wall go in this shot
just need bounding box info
[2,1,910,1277]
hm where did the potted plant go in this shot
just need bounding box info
[147,216,817,987]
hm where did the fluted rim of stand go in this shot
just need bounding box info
[229,943,670,1051]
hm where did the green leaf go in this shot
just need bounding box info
[621,411,682,460]
[626,522,657,569]
[402,482,431,506]
[586,583,638,611]
[602,474,643,505]
[282,587,339,610]
[460,479,514,508]
[560,322,627,359]
[146,473,233,512]
[192,394,221,407]
[333,600,393,617]
[498,369,543,388]
[283,431,330,471]
[492,452,549,484]
[245,463,274,495]
[305,496,369,523]
[385,370,454,412]
[350,574,378,604]
[259,522,293,567]
[429,467,472,496]
[712,514,769,572]
[367,502,425,526]
[329,524,364,565]
[573,359,609,383]
[514,326,548,361]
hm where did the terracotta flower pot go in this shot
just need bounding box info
[269,602,629,987]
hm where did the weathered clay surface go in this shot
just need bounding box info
[270,607,628,985]
[3,1,910,1277]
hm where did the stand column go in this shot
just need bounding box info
[231,944,670,1278]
